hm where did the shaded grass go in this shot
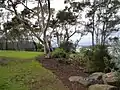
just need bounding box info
[0,51,67,90]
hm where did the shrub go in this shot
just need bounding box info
[37,48,44,52]
[52,48,67,58]
[76,45,112,73]
[85,45,112,73]
[69,53,88,66]
[37,43,44,52]
[67,45,112,73]
[60,41,75,52]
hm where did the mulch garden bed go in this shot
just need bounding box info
[37,57,88,90]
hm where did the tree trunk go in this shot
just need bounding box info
[43,34,51,58]
[91,32,95,47]
[5,39,8,50]
[5,30,8,50]
[56,33,60,47]
[92,0,95,48]
[42,0,51,58]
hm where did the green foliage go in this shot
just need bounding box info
[60,41,75,53]
[37,48,44,52]
[69,53,88,66]
[37,43,44,52]
[85,45,111,73]
[73,45,111,73]
[56,10,77,25]
[52,48,67,58]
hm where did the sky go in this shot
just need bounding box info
[51,0,65,10]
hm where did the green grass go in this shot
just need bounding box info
[0,50,43,59]
[0,51,67,90]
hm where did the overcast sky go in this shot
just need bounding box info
[51,0,65,10]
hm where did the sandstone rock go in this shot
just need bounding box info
[68,76,90,87]
[78,76,90,87]
[88,84,118,90]
[69,76,82,82]
[103,72,120,87]
[69,72,105,87]
[85,72,104,86]
[88,72,104,80]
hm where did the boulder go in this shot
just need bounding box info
[88,84,118,90]
[103,72,120,87]
[68,76,90,87]
[78,76,91,87]
[69,76,82,82]
[69,72,104,87]
[86,72,104,86]
[88,72,104,80]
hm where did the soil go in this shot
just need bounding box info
[37,56,88,90]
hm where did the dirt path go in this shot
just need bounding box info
[37,57,88,90]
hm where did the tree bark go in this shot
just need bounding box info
[39,0,51,58]
[91,0,95,47]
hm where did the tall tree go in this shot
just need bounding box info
[0,0,52,57]
[65,0,120,47]
[86,0,120,46]
[50,3,86,47]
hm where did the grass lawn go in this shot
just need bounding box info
[0,51,67,90]
[0,50,43,59]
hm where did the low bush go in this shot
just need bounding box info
[85,45,112,73]
[37,43,44,52]
[52,48,68,58]
[60,41,75,53]
[70,45,112,73]
[69,53,88,66]
[37,48,44,52]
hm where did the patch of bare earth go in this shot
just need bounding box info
[37,57,88,90]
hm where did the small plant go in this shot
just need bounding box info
[69,53,88,66]
[52,48,67,58]
[37,43,44,52]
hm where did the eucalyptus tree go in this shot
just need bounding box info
[85,0,120,46]
[49,3,87,47]
[56,10,77,42]
[0,9,12,50]
[0,0,52,57]
[3,16,31,50]
[65,0,120,47]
